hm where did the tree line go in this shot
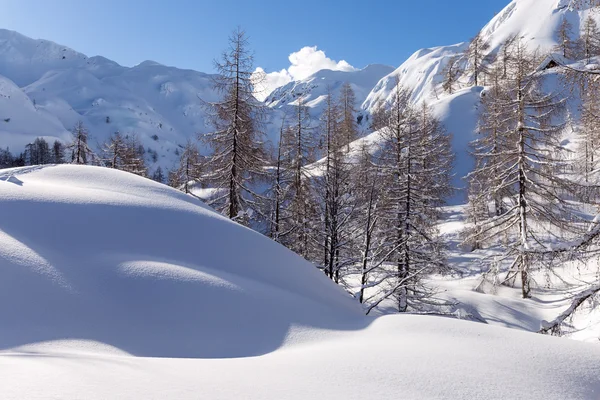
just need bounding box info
[0,121,165,182]
[170,28,455,313]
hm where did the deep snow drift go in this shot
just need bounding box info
[0,165,362,358]
[0,165,599,399]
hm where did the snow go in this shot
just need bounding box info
[0,0,597,181]
[0,75,71,150]
[362,43,468,112]
[0,165,362,359]
[265,64,394,132]
[3,315,600,400]
[1,165,600,398]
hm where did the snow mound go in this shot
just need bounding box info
[0,165,362,358]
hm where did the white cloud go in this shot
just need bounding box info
[254,46,356,101]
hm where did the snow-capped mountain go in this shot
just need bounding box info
[0,29,221,172]
[353,0,600,199]
[362,0,599,114]
[0,0,598,178]
[265,64,394,114]
[0,29,392,172]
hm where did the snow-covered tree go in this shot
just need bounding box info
[577,16,600,63]
[339,82,358,151]
[313,89,356,281]
[498,35,517,80]
[268,118,293,242]
[465,41,583,298]
[353,146,386,304]
[577,76,600,182]
[367,78,454,313]
[121,134,147,177]
[275,97,316,255]
[201,27,269,225]
[103,131,126,169]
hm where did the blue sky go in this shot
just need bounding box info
[1,0,510,74]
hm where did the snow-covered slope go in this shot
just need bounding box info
[0,29,89,87]
[363,43,468,111]
[23,61,221,171]
[265,64,394,120]
[363,0,600,115]
[0,165,361,358]
[0,29,222,172]
[1,165,600,399]
[0,75,71,150]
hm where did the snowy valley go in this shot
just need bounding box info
[2,0,600,398]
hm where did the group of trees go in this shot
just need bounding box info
[0,138,66,169]
[464,39,585,298]
[458,19,600,334]
[0,121,159,182]
[102,130,148,178]
[170,28,455,313]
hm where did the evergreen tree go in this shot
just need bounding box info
[67,121,94,165]
[0,147,13,169]
[152,166,166,184]
[52,140,65,164]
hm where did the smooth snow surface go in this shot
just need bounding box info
[1,166,600,399]
[0,165,362,359]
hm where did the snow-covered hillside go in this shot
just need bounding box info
[0,29,392,173]
[352,0,600,198]
[0,29,222,172]
[0,75,71,150]
[266,64,394,118]
[1,165,599,399]
[362,0,600,114]
[0,0,595,178]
